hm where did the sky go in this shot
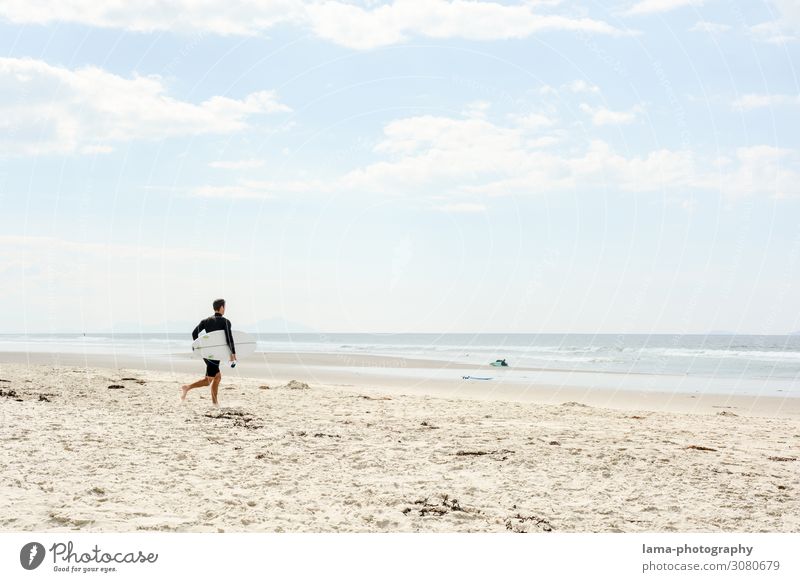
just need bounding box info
[0,0,798,334]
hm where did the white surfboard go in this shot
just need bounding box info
[191,330,257,360]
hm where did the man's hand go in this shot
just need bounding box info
[230,354,237,362]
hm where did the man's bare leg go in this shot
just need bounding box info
[210,372,221,406]
[180,377,211,401]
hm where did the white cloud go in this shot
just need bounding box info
[579,103,643,125]
[79,144,115,154]
[694,145,800,199]
[749,0,800,43]
[732,93,800,111]
[190,114,532,199]
[209,159,266,169]
[512,112,556,130]
[0,235,238,261]
[573,141,694,193]
[523,135,563,148]
[533,80,601,101]
[689,20,731,34]
[436,202,487,213]
[461,100,491,119]
[192,184,273,199]
[626,0,704,16]
[305,0,625,49]
[460,140,696,197]
[0,57,290,155]
[0,1,625,49]
[749,20,798,44]
[358,116,798,199]
[769,0,800,33]
[568,80,600,94]
[343,115,529,191]
[191,178,328,199]
[0,0,306,35]
[189,112,800,202]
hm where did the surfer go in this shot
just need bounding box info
[180,298,237,406]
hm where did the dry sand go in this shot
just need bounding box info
[0,360,798,533]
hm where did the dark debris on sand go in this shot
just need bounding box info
[455,449,514,461]
[204,409,263,430]
[402,494,476,518]
[505,512,554,533]
[286,430,342,439]
[0,388,23,401]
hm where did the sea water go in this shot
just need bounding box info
[1,333,798,397]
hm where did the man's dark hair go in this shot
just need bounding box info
[213,298,226,312]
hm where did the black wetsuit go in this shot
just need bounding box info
[192,312,236,377]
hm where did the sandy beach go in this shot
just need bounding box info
[1,355,798,533]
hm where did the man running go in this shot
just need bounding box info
[181,298,236,406]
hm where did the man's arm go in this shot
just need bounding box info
[191,319,205,341]
[224,318,236,358]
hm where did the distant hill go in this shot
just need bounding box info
[790,331,800,336]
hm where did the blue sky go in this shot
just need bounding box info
[0,0,798,334]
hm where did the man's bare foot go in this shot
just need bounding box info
[180,385,190,401]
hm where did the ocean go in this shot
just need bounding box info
[2,333,798,397]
